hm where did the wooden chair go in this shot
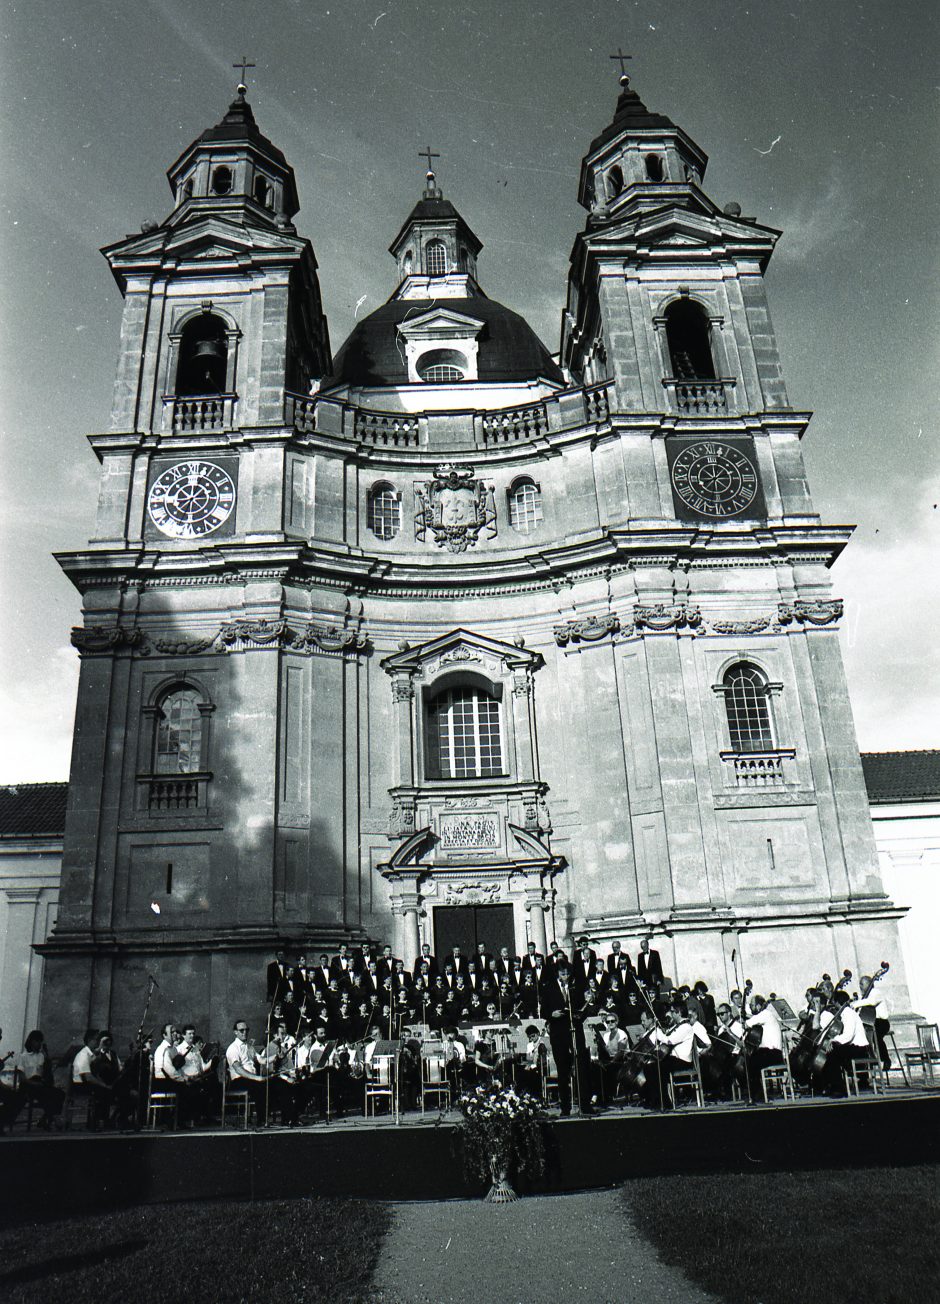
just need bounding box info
[221,1067,251,1129]
[903,1023,940,1083]
[62,1075,91,1131]
[145,1067,178,1130]
[668,1043,704,1109]
[882,1031,910,1088]
[843,1051,884,1096]
[760,1059,796,1103]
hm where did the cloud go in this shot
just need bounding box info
[773,170,862,264]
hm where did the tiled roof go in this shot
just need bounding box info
[861,752,940,804]
[0,782,68,837]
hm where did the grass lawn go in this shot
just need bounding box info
[0,1196,391,1304]
[622,1164,940,1304]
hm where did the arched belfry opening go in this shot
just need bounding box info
[665,298,715,380]
[175,314,228,395]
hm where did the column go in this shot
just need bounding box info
[391,675,415,788]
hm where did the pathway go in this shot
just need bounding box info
[367,1188,722,1304]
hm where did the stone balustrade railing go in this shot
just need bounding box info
[663,377,734,416]
[162,394,236,433]
[722,749,795,788]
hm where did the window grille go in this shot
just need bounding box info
[426,687,502,779]
[723,664,774,753]
[368,486,401,539]
[421,364,463,383]
[155,688,204,774]
[508,480,543,533]
[425,241,448,276]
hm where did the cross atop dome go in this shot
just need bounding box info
[419,145,441,198]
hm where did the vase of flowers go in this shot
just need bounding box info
[456,1081,548,1203]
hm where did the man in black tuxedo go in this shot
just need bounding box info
[450,946,470,978]
[376,944,396,984]
[494,946,518,982]
[474,941,492,974]
[545,939,565,975]
[312,954,332,995]
[636,937,664,992]
[571,937,596,994]
[412,941,438,981]
[330,943,358,984]
[539,961,593,1116]
[267,951,289,1003]
[606,940,634,976]
[520,941,545,982]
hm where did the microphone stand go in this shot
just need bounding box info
[730,949,753,1105]
[563,979,584,1118]
[133,976,157,1130]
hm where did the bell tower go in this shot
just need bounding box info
[103,84,330,445]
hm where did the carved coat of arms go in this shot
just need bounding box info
[414,464,497,553]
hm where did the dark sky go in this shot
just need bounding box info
[1,0,937,780]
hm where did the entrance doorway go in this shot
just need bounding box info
[434,904,515,961]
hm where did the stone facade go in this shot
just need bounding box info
[38,78,912,1045]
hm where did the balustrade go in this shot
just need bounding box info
[163,394,235,432]
[665,378,732,415]
[722,749,794,788]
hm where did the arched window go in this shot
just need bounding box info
[723,663,774,753]
[416,348,467,383]
[426,684,503,779]
[253,174,272,207]
[508,478,542,534]
[645,153,664,182]
[607,166,624,200]
[211,165,233,196]
[175,313,228,395]
[425,240,448,276]
[154,687,204,774]
[402,250,414,278]
[665,299,716,380]
[368,483,401,539]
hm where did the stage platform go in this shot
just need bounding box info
[2,1087,938,1221]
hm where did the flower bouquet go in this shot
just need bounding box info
[455,1080,549,1203]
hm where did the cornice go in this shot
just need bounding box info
[56,522,851,600]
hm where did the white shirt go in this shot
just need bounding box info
[599,1027,631,1059]
[745,1006,783,1054]
[176,1041,210,1078]
[72,1044,95,1084]
[852,990,888,1020]
[665,1021,696,1063]
[823,1006,870,1049]
[226,1038,259,1079]
[443,1039,467,1064]
[689,1019,713,1052]
[153,1038,175,1080]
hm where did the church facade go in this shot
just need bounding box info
[38,74,911,1042]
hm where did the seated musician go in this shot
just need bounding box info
[497,979,518,1020]
[519,1024,548,1098]
[175,1024,218,1123]
[743,994,785,1095]
[641,1007,703,1111]
[710,1003,746,1099]
[225,1020,268,1113]
[326,1036,362,1117]
[442,1025,468,1091]
[635,1011,672,1110]
[817,990,872,1095]
[593,1009,631,1104]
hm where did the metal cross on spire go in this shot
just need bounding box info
[609,47,633,79]
[233,56,256,89]
[419,145,440,173]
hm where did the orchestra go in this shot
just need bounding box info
[0,939,904,1135]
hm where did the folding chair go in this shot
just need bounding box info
[420,1047,451,1113]
[146,1067,179,1130]
[760,1059,796,1103]
[668,1043,704,1109]
[904,1023,940,1083]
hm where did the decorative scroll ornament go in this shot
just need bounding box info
[71,625,142,653]
[440,646,481,665]
[294,623,369,654]
[777,600,843,627]
[151,634,219,655]
[219,619,294,649]
[633,604,702,632]
[389,796,417,839]
[708,616,773,635]
[553,613,620,647]
[443,881,502,906]
[414,464,497,553]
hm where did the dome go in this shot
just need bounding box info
[324,292,564,389]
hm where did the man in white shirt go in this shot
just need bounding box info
[175,1025,218,1124]
[818,991,872,1093]
[225,1019,267,1116]
[743,995,785,1096]
[851,979,891,1071]
[71,1027,114,1129]
[153,1024,184,1081]
[594,1010,631,1103]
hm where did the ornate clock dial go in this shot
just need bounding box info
[670,441,759,518]
[147,460,236,539]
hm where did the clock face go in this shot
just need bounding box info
[147,460,236,539]
[670,441,759,518]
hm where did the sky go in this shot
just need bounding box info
[0,0,937,783]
